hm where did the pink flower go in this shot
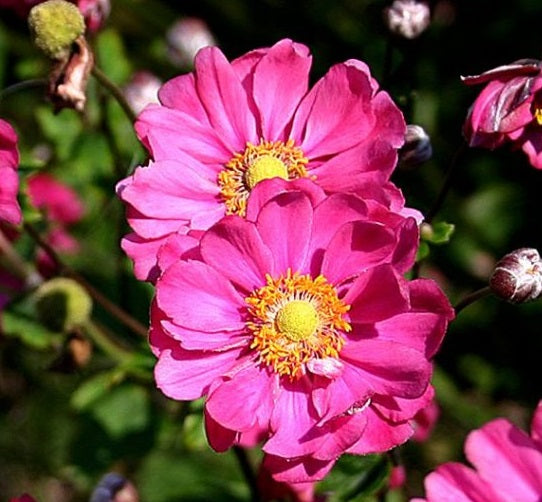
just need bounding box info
[462,59,542,169]
[27,173,84,276]
[0,118,21,225]
[150,179,453,482]
[413,401,542,502]
[9,495,37,502]
[117,38,406,281]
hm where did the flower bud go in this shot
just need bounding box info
[489,248,542,303]
[166,17,217,68]
[28,0,85,59]
[399,124,433,168]
[384,0,431,39]
[34,277,92,332]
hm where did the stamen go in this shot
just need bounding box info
[218,140,309,217]
[245,270,350,379]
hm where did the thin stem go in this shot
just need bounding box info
[84,319,133,362]
[232,446,260,502]
[0,79,48,104]
[0,229,41,287]
[23,222,148,338]
[454,286,492,314]
[425,142,467,224]
[91,65,137,123]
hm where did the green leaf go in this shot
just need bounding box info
[2,309,62,349]
[89,383,150,438]
[71,370,124,411]
[416,240,430,262]
[35,105,82,160]
[421,221,455,245]
[95,29,132,84]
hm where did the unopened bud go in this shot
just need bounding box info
[489,248,542,303]
[123,71,162,115]
[28,0,85,59]
[384,0,431,39]
[166,17,217,68]
[35,277,92,332]
[399,124,433,168]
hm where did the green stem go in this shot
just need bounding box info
[454,286,492,314]
[91,65,137,123]
[84,319,132,362]
[233,446,260,502]
[23,222,148,338]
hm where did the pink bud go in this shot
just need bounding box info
[166,17,217,68]
[490,248,542,303]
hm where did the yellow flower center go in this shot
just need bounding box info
[217,139,309,217]
[534,107,542,126]
[275,300,319,341]
[245,155,289,189]
[245,270,351,379]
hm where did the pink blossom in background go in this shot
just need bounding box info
[412,400,542,502]
[462,59,542,169]
[9,495,37,502]
[150,179,453,483]
[117,38,407,281]
[0,118,21,225]
[27,173,84,276]
[389,465,407,489]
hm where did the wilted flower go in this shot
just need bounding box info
[399,124,433,169]
[462,59,542,169]
[413,401,542,502]
[117,38,407,281]
[489,247,542,304]
[166,17,217,68]
[384,0,431,39]
[0,118,22,225]
[123,71,162,115]
[150,179,453,482]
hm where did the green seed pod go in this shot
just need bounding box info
[28,0,85,59]
[35,277,92,332]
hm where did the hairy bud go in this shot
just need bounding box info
[28,0,85,59]
[399,124,433,168]
[489,248,542,303]
[34,277,92,332]
[384,0,431,39]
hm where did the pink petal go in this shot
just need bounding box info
[321,220,397,285]
[343,265,410,324]
[245,177,326,222]
[292,60,377,159]
[421,463,501,502]
[519,126,542,169]
[156,259,246,332]
[263,454,335,484]
[204,410,237,452]
[194,46,257,151]
[200,216,273,293]
[158,73,210,124]
[156,232,200,275]
[121,232,170,282]
[206,364,277,432]
[465,417,542,499]
[0,119,20,224]
[346,405,413,454]
[252,39,311,140]
[154,345,245,400]
[255,190,313,273]
[135,104,231,163]
[530,401,542,448]
[341,339,431,399]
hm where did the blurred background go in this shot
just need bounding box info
[0,0,542,500]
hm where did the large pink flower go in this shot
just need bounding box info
[0,118,21,225]
[413,401,542,502]
[150,179,453,482]
[117,38,406,281]
[462,59,542,169]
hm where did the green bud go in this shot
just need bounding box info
[35,277,92,332]
[28,0,85,59]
